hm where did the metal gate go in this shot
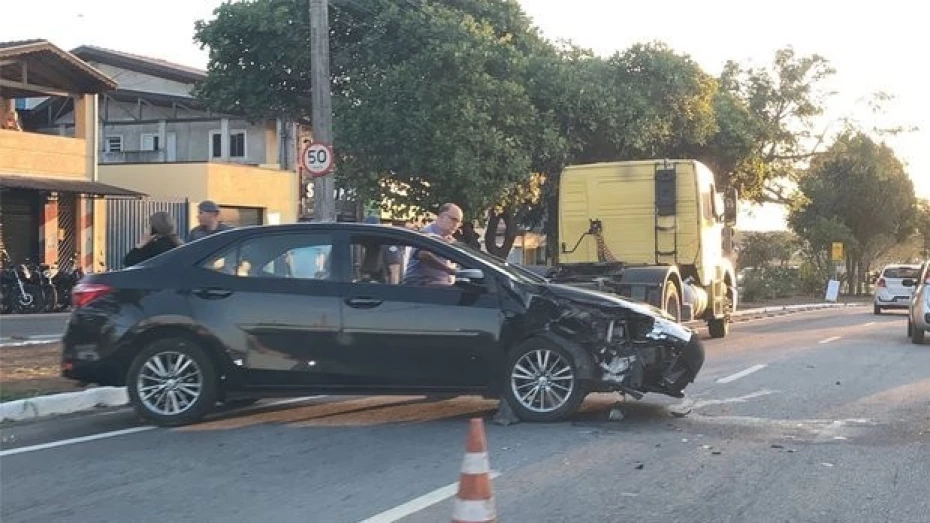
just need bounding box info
[106,198,189,270]
[58,193,78,271]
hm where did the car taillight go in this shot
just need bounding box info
[876,278,886,288]
[72,283,113,308]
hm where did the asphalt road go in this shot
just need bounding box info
[2,307,929,523]
[0,313,69,340]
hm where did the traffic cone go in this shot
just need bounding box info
[452,418,497,523]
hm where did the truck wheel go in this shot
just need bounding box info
[663,283,681,322]
[502,337,587,423]
[912,324,925,345]
[708,318,729,339]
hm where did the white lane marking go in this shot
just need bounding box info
[0,395,326,457]
[0,426,155,457]
[863,322,876,327]
[690,389,780,409]
[819,336,842,344]
[716,364,767,384]
[358,471,502,523]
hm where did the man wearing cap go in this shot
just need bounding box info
[188,200,233,242]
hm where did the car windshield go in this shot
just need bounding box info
[446,241,547,285]
[883,266,921,279]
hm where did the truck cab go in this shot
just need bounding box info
[551,159,739,338]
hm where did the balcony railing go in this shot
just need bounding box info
[101,150,166,164]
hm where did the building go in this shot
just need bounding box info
[1,39,143,271]
[25,45,300,268]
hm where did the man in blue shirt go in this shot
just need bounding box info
[403,203,463,286]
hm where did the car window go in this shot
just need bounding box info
[349,233,477,288]
[882,266,921,279]
[201,233,334,281]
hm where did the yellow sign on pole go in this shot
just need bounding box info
[831,242,844,261]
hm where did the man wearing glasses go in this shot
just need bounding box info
[403,203,463,287]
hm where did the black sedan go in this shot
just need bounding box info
[62,222,704,426]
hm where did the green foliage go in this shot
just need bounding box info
[737,231,800,269]
[788,131,917,293]
[740,266,802,303]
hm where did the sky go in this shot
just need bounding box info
[7,0,927,231]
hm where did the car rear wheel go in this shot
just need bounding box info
[503,338,587,423]
[127,338,218,427]
[874,305,882,315]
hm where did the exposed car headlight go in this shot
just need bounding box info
[647,317,693,343]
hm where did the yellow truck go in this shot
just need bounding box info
[548,159,739,338]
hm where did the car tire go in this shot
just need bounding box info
[912,325,925,345]
[874,305,882,315]
[126,337,218,427]
[907,320,913,337]
[502,337,587,423]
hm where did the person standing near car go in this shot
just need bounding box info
[123,212,183,267]
[188,200,232,242]
[403,203,463,286]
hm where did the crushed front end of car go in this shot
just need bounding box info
[526,283,705,400]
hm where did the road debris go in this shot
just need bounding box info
[492,399,520,426]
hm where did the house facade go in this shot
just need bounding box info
[0,39,142,271]
[27,45,301,267]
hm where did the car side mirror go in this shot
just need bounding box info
[902,279,916,288]
[456,268,485,284]
[723,187,739,227]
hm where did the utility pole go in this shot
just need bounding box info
[309,0,336,222]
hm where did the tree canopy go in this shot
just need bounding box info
[192,0,897,260]
[788,132,917,293]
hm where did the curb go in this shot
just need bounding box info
[0,387,128,423]
[0,335,62,348]
[0,301,867,424]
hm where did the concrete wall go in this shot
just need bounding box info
[98,162,298,227]
[0,130,87,178]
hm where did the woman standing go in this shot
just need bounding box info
[123,211,184,267]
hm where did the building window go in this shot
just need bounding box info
[141,134,160,151]
[210,131,222,158]
[209,130,247,159]
[105,136,122,153]
[229,131,246,158]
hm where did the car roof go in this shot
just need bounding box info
[882,263,921,270]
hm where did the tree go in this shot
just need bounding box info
[788,131,917,294]
[701,48,836,203]
[737,231,800,270]
[195,0,552,246]
[918,199,930,258]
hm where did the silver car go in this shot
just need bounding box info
[904,261,929,344]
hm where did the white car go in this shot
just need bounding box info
[873,264,922,314]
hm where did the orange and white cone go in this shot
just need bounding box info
[452,418,497,523]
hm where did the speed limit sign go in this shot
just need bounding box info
[300,142,335,177]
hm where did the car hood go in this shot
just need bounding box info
[538,283,673,320]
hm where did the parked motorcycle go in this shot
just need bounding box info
[0,250,45,314]
[52,255,84,311]
[20,258,58,313]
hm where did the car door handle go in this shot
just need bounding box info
[193,288,233,299]
[345,297,383,309]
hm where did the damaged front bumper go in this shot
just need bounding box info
[590,315,705,400]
